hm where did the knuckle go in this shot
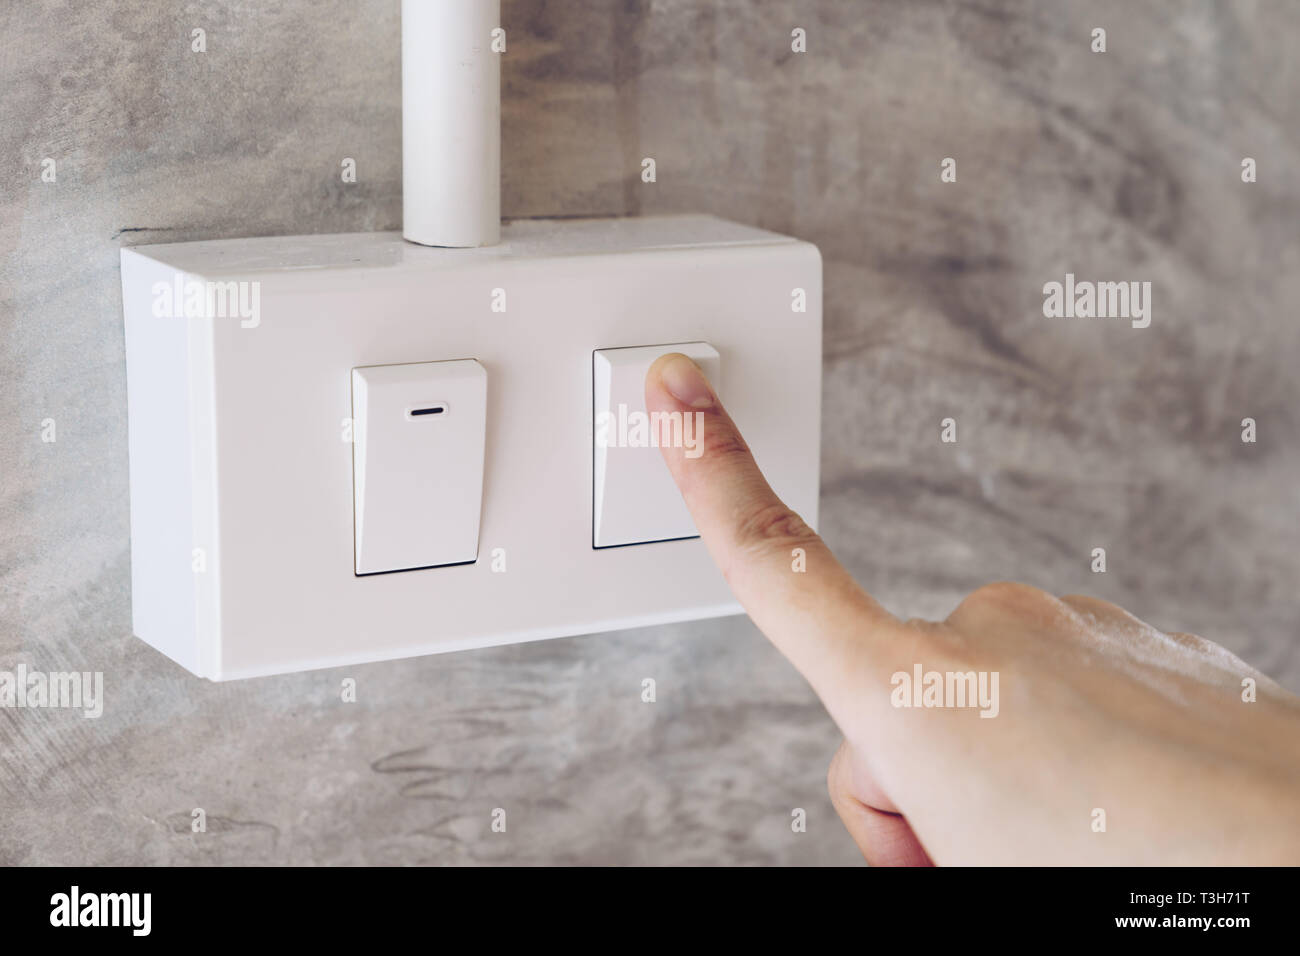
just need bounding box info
[1165,630,1212,653]
[949,580,1055,623]
[733,500,817,555]
[699,420,752,463]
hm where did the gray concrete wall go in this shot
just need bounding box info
[1,0,1296,864]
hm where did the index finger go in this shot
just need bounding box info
[645,352,900,721]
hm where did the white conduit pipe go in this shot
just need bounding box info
[402,0,501,247]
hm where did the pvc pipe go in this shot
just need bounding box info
[402,0,501,247]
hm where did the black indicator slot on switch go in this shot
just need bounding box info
[409,404,446,417]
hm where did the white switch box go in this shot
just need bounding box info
[120,215,821,680]
[593,342,720,548]
[352,359,487,575]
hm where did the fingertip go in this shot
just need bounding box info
[646,352,716,410]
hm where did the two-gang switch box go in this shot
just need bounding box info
[120,215,822,680]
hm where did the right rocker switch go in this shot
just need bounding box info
[592,342,721,548]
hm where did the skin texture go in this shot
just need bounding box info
[645,353,1300,866]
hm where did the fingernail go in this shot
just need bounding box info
[659,354,715,409]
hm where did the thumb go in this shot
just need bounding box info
[645,352,899,720]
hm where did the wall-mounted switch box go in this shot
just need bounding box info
[593,342,720,548]
[120,215,821,680]
[351,359,487,575]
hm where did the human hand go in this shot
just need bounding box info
[645,352,1300,865]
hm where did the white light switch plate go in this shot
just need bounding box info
[121,215,822,680]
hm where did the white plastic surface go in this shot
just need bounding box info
[120,215,821,680]
[593,343,721,548]
[352,359,487,575]
[401,0,500,247]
